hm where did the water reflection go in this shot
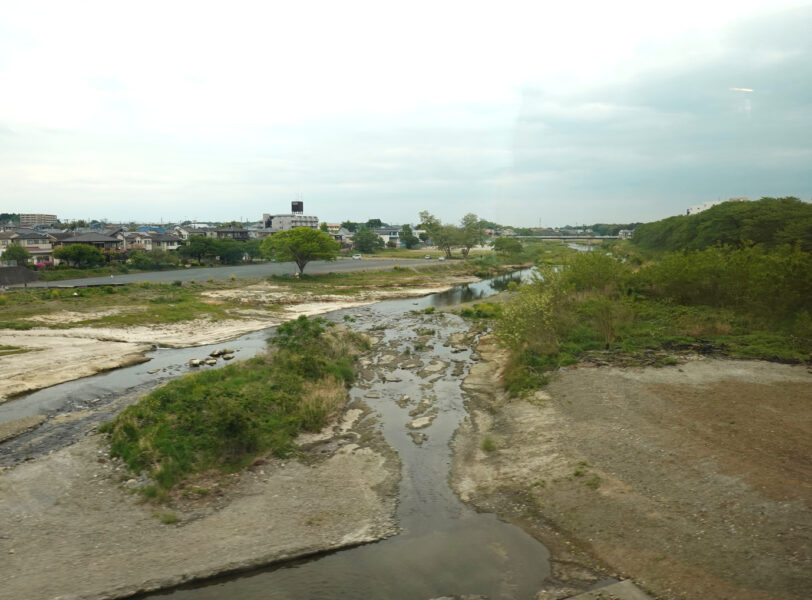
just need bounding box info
[426,268,536,307]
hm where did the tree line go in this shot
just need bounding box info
[632,197,812,252]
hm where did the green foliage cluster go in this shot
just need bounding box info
[2,244,31,265]
[178,236,261,265]
[129,249,179,270]
[351,226,385,253]
[632,197,812,252]
[419,211,487,258]
[100,317,366,494]
[495,245,812,397]
[459,302,502,320]
[53,244,104,268]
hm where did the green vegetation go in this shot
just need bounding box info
[351,226,385,253]
[418,211,487,259]
[495,244,812,397]
[178,235,259,265]
[99,317,367,497]
[260,227,340,274]
[459,302,502,320]
[53,244,105,268]
[2,244,31,266]
[632,197,812,252]
[481,436,497,452]
[399,224,420,249]
[0,280,249,330]
[0,345,33,357]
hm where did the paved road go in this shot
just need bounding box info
[21,258,435,288]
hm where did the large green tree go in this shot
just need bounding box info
[54,244,104,267]
[351,226,384,253]
[261,227,339,274]
[3,243,31,266]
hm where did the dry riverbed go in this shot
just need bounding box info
[0,402,400,600]
[0,278,475,404]
[452,335,812,600]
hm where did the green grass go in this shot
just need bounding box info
[98,317,366,498]
[0,280,256,330]
[481,436,497,452]
[156,511,179,524]
[0,345,33,357]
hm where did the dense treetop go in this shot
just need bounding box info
[632,197,812,252]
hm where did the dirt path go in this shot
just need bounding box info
[0,404,399,600]
[452,336,812,600]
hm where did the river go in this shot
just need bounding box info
[2,268,551,599]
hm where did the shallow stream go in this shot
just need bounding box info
[2,269,551,599]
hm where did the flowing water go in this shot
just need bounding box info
[3,268,551,598]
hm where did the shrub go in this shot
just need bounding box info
[101,317,363,495]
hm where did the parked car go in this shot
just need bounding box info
[424,254,431,259]
[438,256,446,261]
[352,254,362,260]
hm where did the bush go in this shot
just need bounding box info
[101,317,364,494]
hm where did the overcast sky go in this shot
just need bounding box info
[1,0,810,227]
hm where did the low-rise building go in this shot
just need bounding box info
[148,233,182,251]
[0,230,56,263]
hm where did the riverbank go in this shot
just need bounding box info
[0,276,477,405]
[0,401,400,600]
[452,334,812,600]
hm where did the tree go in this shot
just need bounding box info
[493,237,523,255]
[320,222,329,232]
[418,211,458,258]
[351,226,384,253]
[432,225,460,259]
[400,224,420,249]
[459,213,486,258]
[215,239,244,265]
[243,239,262,260]
[129,249,179,270]
[178,235,218,264]
[260,227,339,274]
[365,218,384,229]
[3,243,31,266]
[340,221,359,233]
[54,244,104,267]
[418,211,441,233]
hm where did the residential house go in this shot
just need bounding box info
[373,227,401,247]
[57,233,123,251]
[329,227,355,249]
[122,232,154,251]
[0,230,56,264]
[174,226,213,240]
[11,231,56,264]
[148,233,182,251]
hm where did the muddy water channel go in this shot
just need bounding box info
[3,269,551,598]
